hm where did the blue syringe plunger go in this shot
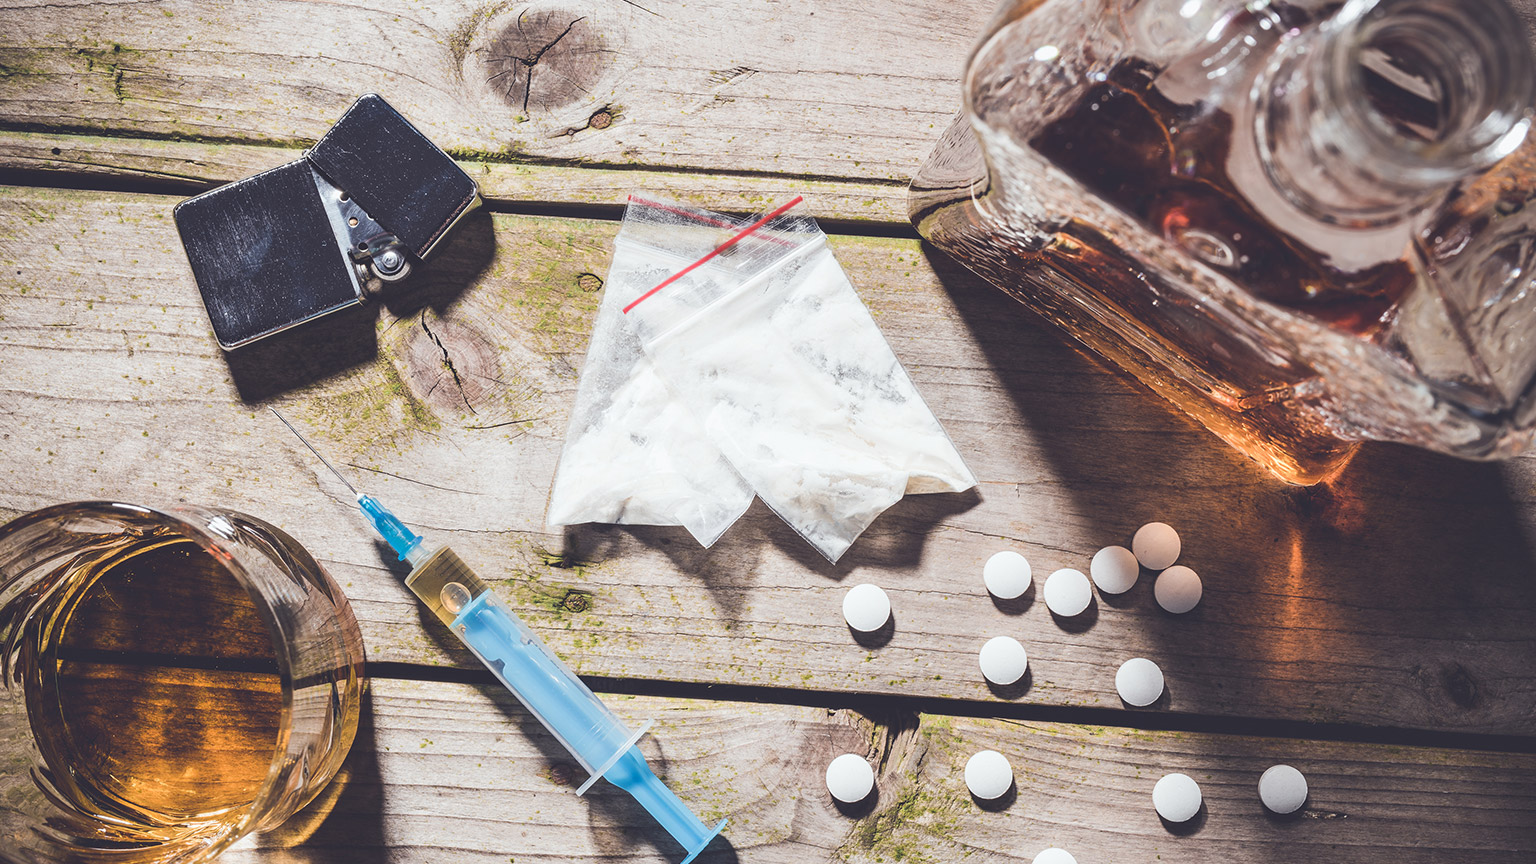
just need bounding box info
[358,494,422,561]
[270,408,725,862]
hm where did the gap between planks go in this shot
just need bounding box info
[362,660,1536,756]
[0,130,915,229]
[219,677,1536,864]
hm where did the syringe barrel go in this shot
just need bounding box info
[404,547,631,775]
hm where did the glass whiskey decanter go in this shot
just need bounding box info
[911,0,1536,483]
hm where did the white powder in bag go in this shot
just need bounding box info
[546,236,753,547]
[627,228,976,562]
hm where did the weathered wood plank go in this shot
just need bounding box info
[2,0,1533,192]
[221,677,1536,863]
[0,0,991,183]
[2,184,1535,737]
[0,130,910,224]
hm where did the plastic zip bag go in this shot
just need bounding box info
[545,204,754,547]
[621,195,976,562]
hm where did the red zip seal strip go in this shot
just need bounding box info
[626,195,796,249]
[622,195,805,314]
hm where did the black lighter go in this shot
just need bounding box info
[174,94,481,349]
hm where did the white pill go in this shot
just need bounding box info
[1259,764,1308,814]
[842,583,891,633]
[1032,850,1078,864]
[978,636,1029,686]
[825,753,875,803]
[1132,522,1181,570]
[1090,545,1139,594]
[1153,772,1202,822]
[964,750,1013,800]
[1154,565,1203,614]
[1043,568,1093,617]
[1116,657,1165,706]
[983,551,1033,600]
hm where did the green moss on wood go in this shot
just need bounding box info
[845,780,961,864]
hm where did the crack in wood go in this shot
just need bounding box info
[462,416,543,431]
[485,13,588,116]
[708,65,757,86]
[614,0,661,16]
[419,310,477,416]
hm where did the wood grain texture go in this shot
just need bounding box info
[6,2,1536,861]
[0,131,910,224]
[0,0,992,184]
[3,184,1534,738]
[218,677,1536,863]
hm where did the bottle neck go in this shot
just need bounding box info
[1258,0,1533,225]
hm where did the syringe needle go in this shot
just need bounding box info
[266,407,724,861]
[270,408,424,562]
[269,407,359,497]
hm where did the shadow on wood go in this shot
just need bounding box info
[559,490,980,626]
[379,208,496,320]
[246,686,386,862]
[850,613,897,649]
[838,487,984,570]
[989,584,1036,615]
[225,303,380,405]
[1159,802,1208,837]
[225,209,496,406]
[561,520,764,625]
[739,486,982,575]
[559,486,982,628]
[985,667,1032,701]
[833,786,881,819]
[924,240,1536,734]
[971,779,1017,812]
[921,239,1267,539]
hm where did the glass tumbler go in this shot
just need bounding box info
[0,502,366,864]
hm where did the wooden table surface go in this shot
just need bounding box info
[3,1,1536,862]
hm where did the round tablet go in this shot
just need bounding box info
[1115,657,1165,706]
[1154,565,1203,614]
[983,551,1033,600]
[1259,764,1308,814]
[1043,568,1093,617]
[1032,850,1077,864]
[964,750,1013,800]
[1090,545,1139,594]
[1152,772,1202,822]
[825,753,875,803]
[1132,522,1181,570]
[978,636,1029,686]
[842,583,891,633]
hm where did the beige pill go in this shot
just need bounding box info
[1132,522,1181,570]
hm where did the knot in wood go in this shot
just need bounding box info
[576,272,603,292]
[402,313,502,415]
[482,11,609,115]
[588,109,612,129]
[1438,662,1482,709]
[561,590,591,613]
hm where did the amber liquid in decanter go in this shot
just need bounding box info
[1014,44,1503,482]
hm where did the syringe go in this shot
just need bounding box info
[273,409,727,863]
